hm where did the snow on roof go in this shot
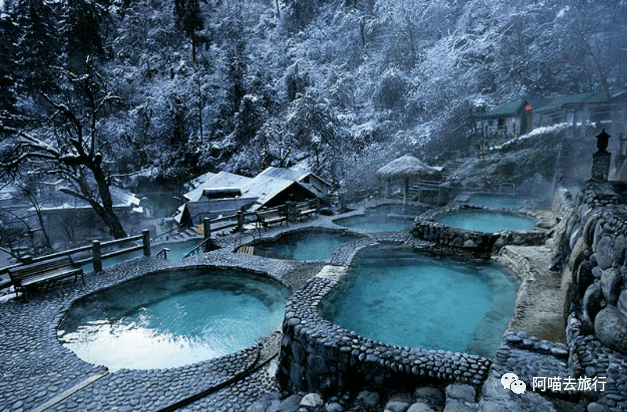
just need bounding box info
[0,187,15,201]
[183,171,252,202]
[240,174,300,211]
[187,171,217,190]
[108,185,141,207]
[258,166,332,188]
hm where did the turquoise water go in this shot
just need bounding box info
[367,204,425,216]
[151,239,202,260]
[58,268,289,370]
[334,204,424,232]
[334,216,411,231]
[324,246,517,357]
[467,194,528,209]
[435,210,535,233]
[253,230,362,261]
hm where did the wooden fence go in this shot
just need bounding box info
[0,198,323,279]
[0,230,152,278]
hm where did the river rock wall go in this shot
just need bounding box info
[277,263,493,396]
[411,205,549,257]
[561,182,627,410]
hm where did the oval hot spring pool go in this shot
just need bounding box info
[435,209,535,233]
[58,268,290,371]
[321,245,518,357]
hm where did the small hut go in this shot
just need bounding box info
[376,154,439,204]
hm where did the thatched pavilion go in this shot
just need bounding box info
[376,154,439,204]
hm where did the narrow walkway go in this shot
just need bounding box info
[496,244,567,343]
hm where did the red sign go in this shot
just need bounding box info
[525,104,532,111]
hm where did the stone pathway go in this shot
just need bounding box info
[496,244,567,343]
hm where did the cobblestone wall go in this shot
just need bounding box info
[562,182,627,410]
[277,264,492,395]
[411,205,548,256]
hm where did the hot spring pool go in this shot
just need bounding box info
[58,268,289,371]
[435,210,535,233]
[323,246,517,357]
[334,204,425,232]
[252,230,362,261]
[467,194,529,209]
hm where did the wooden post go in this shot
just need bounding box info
[237,211,244,232]
[404,177,409,204]
[92,240,102,273]
[203,218,212,252]
[203,218,211,240]
[316,197,320,213]
[142,229,151,257]
[286,202,296,223]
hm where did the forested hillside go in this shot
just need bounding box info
[1,0,627,192]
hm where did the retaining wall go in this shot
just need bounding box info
[561,182,627,410]
[277,263,492,395]
[411,205,548,257]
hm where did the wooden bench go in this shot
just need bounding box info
[257,209,287,229]
[258,214,287,228]
[8,256,84,299]
[299,207,318,220]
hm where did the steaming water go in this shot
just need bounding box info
[253,230,362,261]
[58,268,289,370]
[467,194,529,209]
[435,210,535,233]
[334,204,425,232]
[325,246,517,357]
[139,192,181,218]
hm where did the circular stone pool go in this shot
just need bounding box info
[435,209,535,233]
[58,268,290,371]
[252,230,363,261]
[322,245,517,357]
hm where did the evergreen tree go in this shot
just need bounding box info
[0,11,19,114]
[173,0,203,61]
[63,0,108,71]
[14,0,60,95]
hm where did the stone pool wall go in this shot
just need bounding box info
[411,205,548,256]
[277,241,493,396]
[560,182,627,410]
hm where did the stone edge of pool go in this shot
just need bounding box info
[0,250,304,412]
[277,238,495,395]
[412,204,555,257]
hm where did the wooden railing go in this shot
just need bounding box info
[1,198,324,277]
[0,230,152,276]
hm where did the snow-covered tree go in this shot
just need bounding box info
[0,11,18,115]
[0,61,129,239]
[14,0,61,95]
[62,0,110,70]
[173,0,204,61]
